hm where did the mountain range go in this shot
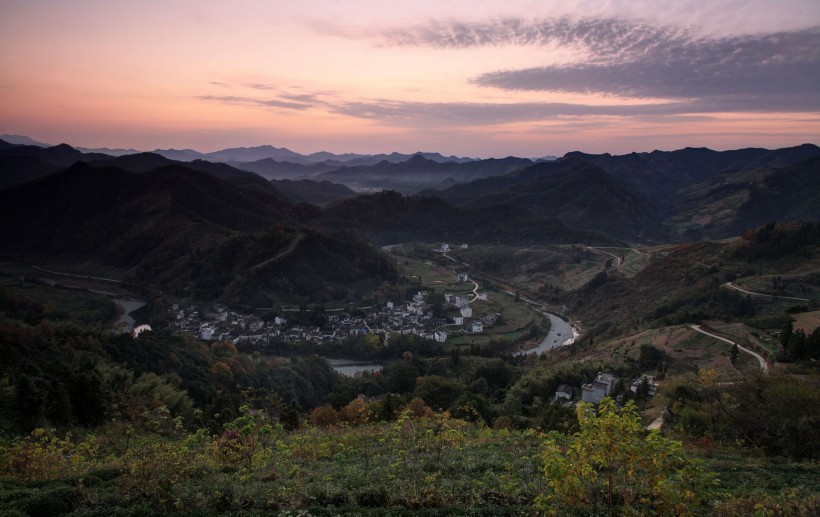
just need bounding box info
[1,134,819,301]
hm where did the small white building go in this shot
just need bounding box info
[555,384,573,402]
[455,296,468,309]
[458,272,469,283]
[201,326,215,341]
[274,316,287,326]
[444,293,454,304]
[386,301,394,310]
[440,243,450,252]
[452,316,464,325]
[581,372,619,404]
[434,330,448,343]
[476,292,488,301]
[460,306,473,318]
[471,321,484,333]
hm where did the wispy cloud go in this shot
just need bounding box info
[473,26,820,111]
[197,95,313,111]
[330,17,820,113]
[328,99,711,126]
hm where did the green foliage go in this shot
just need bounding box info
[667,370,820,459]
[537,399,710,516]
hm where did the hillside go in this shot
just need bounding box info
[269,178,358,206]
[323,190,619,246]
[0,140,110,188]
[451,161,662,241]
[0,163,392,304]
[428,145,820,242]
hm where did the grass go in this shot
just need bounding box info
[792,310,820,334]
[0,262,118,324]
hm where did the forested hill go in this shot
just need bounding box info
[323,190,620,246]
[0,162,393,305]
[427,144,820,242]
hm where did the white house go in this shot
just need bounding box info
[386,301,394,310]
[630,375,658,396]
[476,293,488,301]
[201,326,215,341]
[581,372,619,404]
[471,321,484,333]
[434,330,448,343]
[458,272,469,283]
[440,243,450,252]
[452,316,464,325]
[455,296,468,309]
[460,306,473,318]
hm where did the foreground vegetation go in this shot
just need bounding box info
[2,222,820,515]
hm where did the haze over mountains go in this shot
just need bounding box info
[1,134,819,280]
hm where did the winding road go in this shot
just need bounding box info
[724,282,810,302]
[689,324,769,374]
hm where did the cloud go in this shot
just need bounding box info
[340,16,820,112]
[328,99,714,126]
[473,27,820,111]
[247,83,276,90]
[197,95,313,111]
[372,17,684,60]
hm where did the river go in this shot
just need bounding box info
[113,299,146,333]
[517,312,579,356]
[325,358,384,376]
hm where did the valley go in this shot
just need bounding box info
[0,136,818,516]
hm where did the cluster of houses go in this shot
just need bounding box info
[435,242,469,253]
[167,286,496,348]
[553,372,659,405]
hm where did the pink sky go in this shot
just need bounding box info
[1,0,819,157]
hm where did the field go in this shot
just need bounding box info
[792,310,820,335]
[392,252,547,348]
[585,323,762,377]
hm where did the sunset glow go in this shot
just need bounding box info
[2,0,818,156]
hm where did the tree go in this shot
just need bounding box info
[730,343,739,364]
[537,399,709,516]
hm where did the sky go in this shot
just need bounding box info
[1,0,819,157]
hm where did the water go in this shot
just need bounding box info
[517,312,579,356]
[113,299,146,333]
[325,358,384,376]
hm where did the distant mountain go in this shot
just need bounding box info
[0,140,112,188]
[0,143,292,200]
[0,162,393,304]
[205,145,306,164]
[77,146,141,156]
[452,161,662,241]
[232,159,338,180]
[323,190,618,246]
[427,144,820,242]
[561,144,820,202]
[152,148,209,161]
[269,179,358,206]
[665,156,820,240]
[0,134,50,147]
[316,155,533,193]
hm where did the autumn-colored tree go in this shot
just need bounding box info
[537,399,709,516]
[309,404,339,428]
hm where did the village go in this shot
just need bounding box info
[167,268,497,350]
